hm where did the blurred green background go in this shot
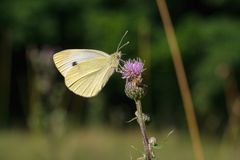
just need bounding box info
[0,0,240,159]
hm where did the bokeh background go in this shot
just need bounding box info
[0,0,240,159]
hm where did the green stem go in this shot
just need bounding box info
[135,100,152,160]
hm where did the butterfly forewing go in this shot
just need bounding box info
[53,49,110,77]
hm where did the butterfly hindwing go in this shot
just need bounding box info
[65,57,115,97]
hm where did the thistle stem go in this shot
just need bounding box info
[135,100,152,160]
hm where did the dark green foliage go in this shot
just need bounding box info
[0,0,239,134]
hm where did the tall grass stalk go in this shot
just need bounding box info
[156,0,204,160]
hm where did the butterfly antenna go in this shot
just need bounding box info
[117,30,129,52]
[118,41,130,51]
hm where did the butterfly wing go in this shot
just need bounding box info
[53,49,109,77]
[65,57,116,97]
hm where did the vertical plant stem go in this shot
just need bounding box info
[156,0,204,160]
[135,100,152,160]
[0,28,12,126]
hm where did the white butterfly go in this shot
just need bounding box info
[53,31,129,98]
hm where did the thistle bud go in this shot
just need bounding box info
[148,136,157,146]
[125,80,145,100]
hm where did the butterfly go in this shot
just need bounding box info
[53,31,129,98]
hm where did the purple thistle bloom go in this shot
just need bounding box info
[121,58,144,80]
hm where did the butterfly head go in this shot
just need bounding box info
[110,51,122,68]
[111,31,129,68]
[113,51,121,59]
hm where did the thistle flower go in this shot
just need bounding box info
[121,58,146,100]
[121,58,144,80]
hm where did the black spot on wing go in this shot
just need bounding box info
[72,61,78,66]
